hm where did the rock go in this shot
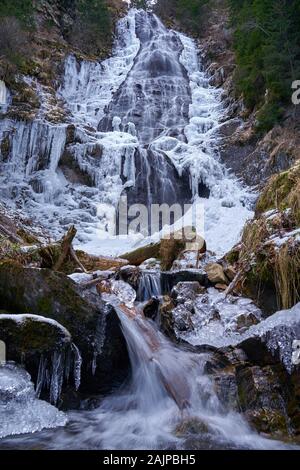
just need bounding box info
[159,296,176,339]
[116,265,141,289]
[161,270,208,294]
[215,283,228,291]
[213,372,239,411]
[175,417,211,436]
[205,263,228,285]
[0,313,71,357]
[171,282,204,304]
[140,258,161,270]
[0,261,129,395]
[141,298,160,320]
[224,265,236,281]
[159,236,186,271]
[172,305,194,332]
[236,365,289,435]
[236,312,260,330]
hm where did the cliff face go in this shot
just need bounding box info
[0,0,126,122]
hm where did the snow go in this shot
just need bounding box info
[183,294,300,373]
[0,314,71,341]
[0,8,254,259]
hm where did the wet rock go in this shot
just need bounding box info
[213,372,239,412]
[161,270,208,294]
[171,281,204,304]
[116,265,141,289]
[141,298,160,320]
[0,261,129,395]
[175,417,211,436]
[205,263,228,285]
[236,365,289,435]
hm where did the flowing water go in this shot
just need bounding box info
[0,297,294,450]
[0,8,293,450]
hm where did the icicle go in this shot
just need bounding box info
[49,351,64,405]
[71,343,82,391]
[112,116,122,132]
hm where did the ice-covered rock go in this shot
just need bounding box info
[0,363,67,438]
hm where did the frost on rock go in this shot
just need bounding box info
[178,288,262,347]
[111,280,137,308]
[0,363,67,438]
[241,303,300,373]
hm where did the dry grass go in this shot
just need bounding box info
[274,242,300,309]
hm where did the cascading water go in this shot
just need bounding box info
[0,8,253,256]
[0,6,287,450]
[0,298,294,450]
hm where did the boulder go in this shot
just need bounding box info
[0,313,71,357]
[0,261,129,396]
[171,282,204,304]
[161,270,208,294]
[205,263,228,285]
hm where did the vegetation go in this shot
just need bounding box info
[229,0,300,133]
[156,0,300,133]
[0,0,34,26]
[67,0,114,56]
[155,0,210,34]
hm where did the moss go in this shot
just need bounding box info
[36,296,53,317]
[256,163,300,225]
[225,248,240,265]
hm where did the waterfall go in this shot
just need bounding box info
[6,301,289,450]
[0,80,10,111]
[0,8,253,257]
[137,270,162,301]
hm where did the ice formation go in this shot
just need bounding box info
[0,363,67,438]
[0,9,254,257]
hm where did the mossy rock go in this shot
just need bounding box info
[0,261,129,393]
[236,365,290,436]
[0,313,71,358]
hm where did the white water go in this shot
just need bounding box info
[0,8,253,256]
[0,7,286,450]
[0,300,293,449]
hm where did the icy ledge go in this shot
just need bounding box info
[183,298,300,374]
[0,363,67,438]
